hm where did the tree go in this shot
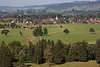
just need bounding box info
[96,39,100,63]
[52,40,65,64]
[24,41,35,63]
[89,28,95,33]
[65,44,71,62]
[10,23,16,28]
[44,45,52,67]
[60,25,63,28]
[63,29,70,34]
[80,41,88,61]
[18,49,25,67]
[33,25,43,36]
[0,42,14,67]
[67,41,88,62]
[87,44,96,60]
[1,29,10,36]
[9,41,22,56]
[33,41,44,64]
[43,27,48,35]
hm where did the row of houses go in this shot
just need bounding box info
[69,18,100,24]
[40,16,59,24]
[0,16,100,24]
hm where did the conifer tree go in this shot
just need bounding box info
[44,45,52,67]
[96,39,100,63]
[68,41,88,62]
[0,42,14,67]
[34,41,44,64]
[52,40,65,64]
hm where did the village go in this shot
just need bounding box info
[0,14,100,25]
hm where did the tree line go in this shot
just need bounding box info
[0,39,100,67]
[0,23,21,29]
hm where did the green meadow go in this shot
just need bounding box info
[0,24,100,45]
[26,61,99,67]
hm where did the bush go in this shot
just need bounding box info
[1,29,10,36]
[33,26,43,36]
[64,29,70,34]
[89,28,95,33]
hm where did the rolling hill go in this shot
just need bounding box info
[0,0,100,14]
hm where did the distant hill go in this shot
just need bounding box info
[0,0,100,14]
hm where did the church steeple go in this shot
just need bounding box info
[56,16,58,21]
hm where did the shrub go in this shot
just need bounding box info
[64,29,70,34]
[89,28,95,33]
[1,29,10,36]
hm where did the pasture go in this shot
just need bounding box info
[0,24,100,45]
[26,61,99,67]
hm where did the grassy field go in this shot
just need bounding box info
[26,61,99,67]
[0,24,100,45]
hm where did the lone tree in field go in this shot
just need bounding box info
[63,29,70,34]
[96,39,100,63]
[1,29,10,36]
[89,28,95,33]
[43,27,48,35]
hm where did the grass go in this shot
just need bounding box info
[0,24,100,45]
[26,61,99,67]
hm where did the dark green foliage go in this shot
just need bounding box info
[89,28,95,33]
[10,23,16,28]
[33,26,48,36]
[67,41,88,62]
[24,41,35,63]
[19,31,23,36]
[9,41,22,56]
[1,29,10,36]
[0,42,14,67]
[65,44,71,62]
[0,39,99,66]
[96,39,100,63]
[33,41,44,64]
[33,25,43,36]
[0,24,10,28]
[87,44,96,60]
[60,25,63,28]
[52,40,65,64]
[63,29,70,34]
[44,44,52,67]
[43,27,48,35]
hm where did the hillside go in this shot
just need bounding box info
[0,0,100,14]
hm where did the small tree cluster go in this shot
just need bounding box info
[33,26,48,36]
